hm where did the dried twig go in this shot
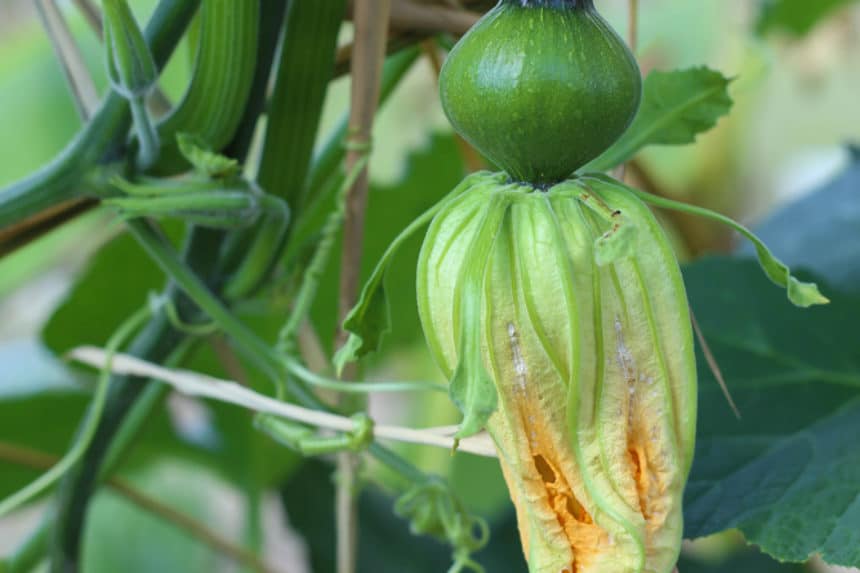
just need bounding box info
[0,198,97,258]
[298,320,329,374]
[335,0,484,78]
[72,0,103,38]
[344,0,481,35]
[389,1,480,34]
[35,0,99,119]
[337,0,391,355]
[628,0,639,54]
[67,346,497,457]
[0,441,280,573]
[690,311,741,419]
[615,0,639,183]
[337,2,393,570]
[334,31,426,78]
[210,335,252,388]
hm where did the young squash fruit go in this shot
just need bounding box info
[440,0,641,184]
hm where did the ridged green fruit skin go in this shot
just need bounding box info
[440,0,642,184]
[417,173,696,573]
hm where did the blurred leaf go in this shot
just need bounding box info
[742,149,860,293]
[41,227,168,353]
[82,462,222,573]
[0,212,105,297]
[0,372,228,503]
[0,390,88,499]
[683,258,860,568]
[585,68,733,172]
[0,338,79,497]
[677,546,806,572]
[757,0,859,37]
[0,32,84,187]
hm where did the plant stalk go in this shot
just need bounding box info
[628,0,639,54]
[49,225,220,571]
[35,0,99,119]
[335,1,392,572]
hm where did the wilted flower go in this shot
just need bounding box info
[417,172,696,573]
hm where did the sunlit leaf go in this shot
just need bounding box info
[585,68,733,172]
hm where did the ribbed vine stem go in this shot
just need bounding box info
[0,0,201,245]
[49,225,222,570]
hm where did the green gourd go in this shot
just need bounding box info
[440,0,642,185]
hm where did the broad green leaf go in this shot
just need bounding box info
[585,68,733,172]
[0,213,105,297]
[757,0,859,37]
[677,546,806,573]
[683,258,860,568]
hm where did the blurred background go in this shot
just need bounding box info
[1,1,859,572]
